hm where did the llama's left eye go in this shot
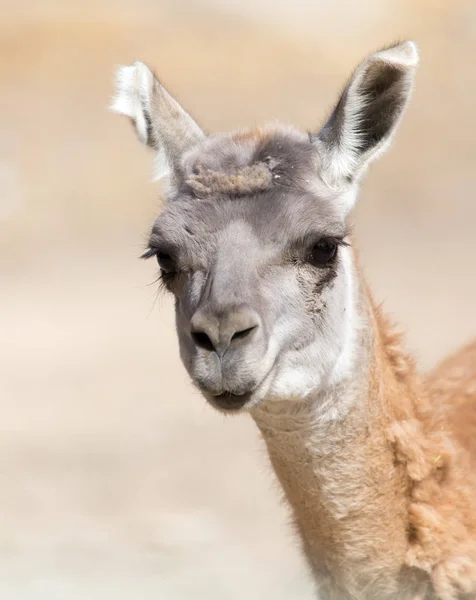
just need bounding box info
[156,251,176,273]
[307,240,338,267]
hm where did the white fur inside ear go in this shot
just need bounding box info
[110,62,154,145]
[319,41,418,187]
[320,81,368,185]
[152,146,172,183]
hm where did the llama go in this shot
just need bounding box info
[111,42,476,599]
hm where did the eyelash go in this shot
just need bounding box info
[141,247,159,260]
[316,236,348,249]
[290,236,348,256]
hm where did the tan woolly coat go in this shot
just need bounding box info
[253,283,476,600]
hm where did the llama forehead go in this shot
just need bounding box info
[152,188,345,263]
[179,125,321,198]
[150,124,346,256]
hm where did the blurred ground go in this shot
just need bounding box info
[0,1,475,598]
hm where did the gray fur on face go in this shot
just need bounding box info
[148,125,349,408]
[178,126,323,200]
[113,42,418,411]
[150,127,347,269]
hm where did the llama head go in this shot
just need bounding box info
[112,42,418,412]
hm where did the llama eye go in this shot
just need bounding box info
[307,240,338,267]
[156,251,176,274]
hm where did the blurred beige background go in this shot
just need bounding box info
[0,1,475,598]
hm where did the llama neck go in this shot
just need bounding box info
[251,290,424,599]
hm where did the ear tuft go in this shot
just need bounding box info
[110,61,155,146]
[373,41,419,69]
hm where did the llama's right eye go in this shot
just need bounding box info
[156,251,176,274]
[307,239,338,267]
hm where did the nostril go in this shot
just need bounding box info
[191,331,215,352]
[231,325,258,342]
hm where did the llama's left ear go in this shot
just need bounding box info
[312,41,419,190]
[110,62,205,182]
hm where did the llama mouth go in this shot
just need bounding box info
[198,361,277,412]
[209,391,253,411]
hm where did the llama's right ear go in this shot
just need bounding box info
[110,62,205,182]
[312,41,418,192]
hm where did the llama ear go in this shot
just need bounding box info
[313,41,418,189]
[110,61,205,182]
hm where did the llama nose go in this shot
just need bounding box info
[190,306,260,357]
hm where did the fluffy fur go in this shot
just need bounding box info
[186,162,273,198]
[389,340,476,600]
